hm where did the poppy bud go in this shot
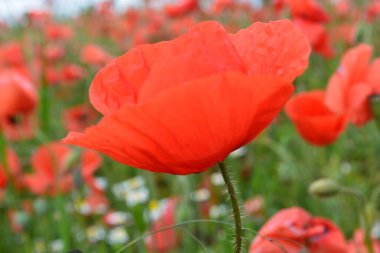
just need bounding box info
[309,178,340,198]
[370,94,380,129]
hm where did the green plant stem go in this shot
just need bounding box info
[0,131,9,177]
[363,212,375,253]
[340,186,374,253]
[38,43,50,134]
[218,161,243,253]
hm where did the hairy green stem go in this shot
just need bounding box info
[218,161,243,253]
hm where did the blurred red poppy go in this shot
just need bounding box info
[145,198,178,253]
[44,44,65,62]
[165,0,199,17]
[25,10,51,26]
[81,44,112,67]
[0,149,21,189]
[293,18,334,58]
[0,42,25,67]
[287,0,330,22]
[63,20,310,174]
[0,69,37,117]
[23,143,101,195]
[325,44,380,126]
[367,1,380,22]
[61,64,86,83]
[285,90,347,146]
[348,229,380,253]
[211,0,237,14]
[44,24,74,41]
[0,69,38,140]
[249,207,348,253]
[63,105,99,132]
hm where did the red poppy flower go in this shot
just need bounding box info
[331,23,358,46]
[249,207,348,253]
[81,44,112,67]
[44,44,65,62]
[0,42,25,67]
[145,198,178,253]
[348,229,380,253]
[367,1,380,22]
[334,0,351,17]
[285,90,347,146]
[286,0,330,22]
[0,149,21,189]
[211,0,236,14]
[293,18,334,58]
[165,0,199,17]
[81,190,109,215]
[0,69,37,140]
[25,10,51,26]
[61,64,86,83]
[81,149,103,193]
[63,105,99,132]
[325,44,380,126]
[44,24,73,41]
[23,143,102,195]
[63,20,310,175]
[45,67,62,85]
[0,69,37,117]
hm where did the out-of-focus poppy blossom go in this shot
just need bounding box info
[44,24,74,41]
[63,105,99,132]
[145,198,178,253]
[285,90,347,146]
[25,10,51,26]
[244,196,264,217]
[61,64,86,83]
[81,150,103,193]
[286,0,330,22]
[165,0,199,17]
[0,149,21,189]
[211,0,236,14]
[273,0,286,15]
[46,67,62,85]
[334,0,351,17]
[331,23,358,46]
[63,20,310,174]
[249,207,348,253]
[22,143,101,195]
[348,229,380,253]
[0,69,37,140]
[367,0,380,22]
[44,44,65,62]
[293,18,334,58]
[0,42,25,67]
[325,44,380,126]
[80,44,112,67]
[0,69,37,117]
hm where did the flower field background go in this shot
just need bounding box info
[1,0,380,252]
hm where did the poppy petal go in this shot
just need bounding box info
[347,83,373,125]
[229,19,311,82]
[138,21,246,103]
[89,42,167,115]
[366,58,380,93]
[286,91,347,146]
[64,72,293,174]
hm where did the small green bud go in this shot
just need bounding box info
[309,178,340,198]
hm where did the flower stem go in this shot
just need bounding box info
[218,161,243,253]
[0,131,9,176]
